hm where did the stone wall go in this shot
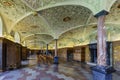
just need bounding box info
[113,46,120,71]
[73,46,86,62]
[57,46,91,63]
[58,48,67,61]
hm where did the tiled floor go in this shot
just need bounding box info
[0,55,120,80]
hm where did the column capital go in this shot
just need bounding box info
[54,39,58,40]
[94,10,109,18]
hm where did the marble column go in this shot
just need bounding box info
[97,14,106,66]
[40,46,42,54]
[91,10,115,80]
[55,39,57,57]
[42,45,44,54]
[54,39,59,64]
[46,44,48,55]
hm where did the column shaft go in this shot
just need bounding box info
[46,44,48,55]
[55,39,57,57]
[54,39,59,64]
[91,10,115,80]
[97,15,106,66]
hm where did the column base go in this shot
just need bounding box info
[53,56,59,64]
[91,66,116,80]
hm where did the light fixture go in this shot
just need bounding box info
[63,16,71,22]
[3,1,13,6]
[33,11,38,16]
[30,25,39,28]
[22,32,26,34]
[92,25,97,28]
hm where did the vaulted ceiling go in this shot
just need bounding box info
[0,0,120,49]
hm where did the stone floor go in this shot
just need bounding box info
[0,55,120,80]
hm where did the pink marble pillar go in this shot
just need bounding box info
[91,11,115,80]
[97,15,107,66]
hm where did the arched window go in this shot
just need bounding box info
[0,16,3,37]
[14,32,20,43]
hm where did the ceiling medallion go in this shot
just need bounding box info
[3,1,13,6]
[22,32,26,34]
[31,25,39,28]
[63,16,71,22]
[34,36,37,39]
[33,12,38,16]
[92,25,97,28]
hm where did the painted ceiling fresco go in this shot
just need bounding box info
[0,0,120,49]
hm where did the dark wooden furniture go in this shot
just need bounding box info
[0,37,21,71]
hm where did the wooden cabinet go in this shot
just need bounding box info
[15,43,22,68]
[22,47,28,60]
[0,37,21,71]
[5,39,21,70]
[58,47,73,61]
[73,46,86,62]
[0,38,6,72]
